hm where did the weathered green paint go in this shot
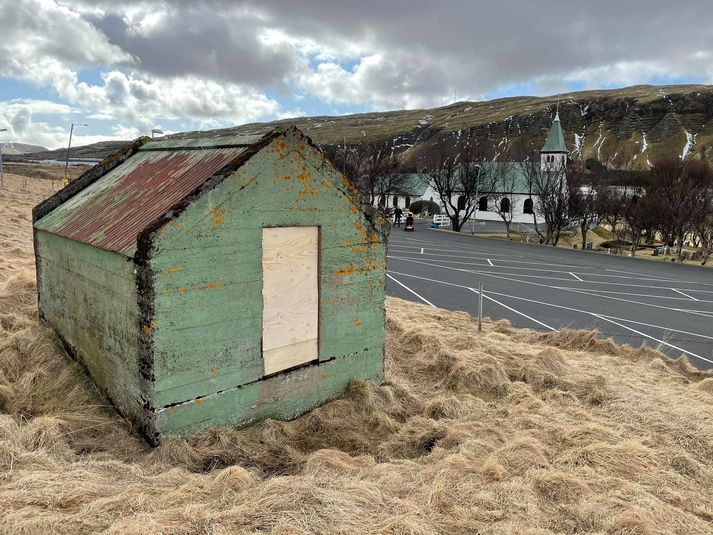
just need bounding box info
[141,134,263,151]
[34,230,145,423]
[34,127,387,443]
[155,349,383,436]
[149,130,386,424]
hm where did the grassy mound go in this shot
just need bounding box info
[2,173,713,533]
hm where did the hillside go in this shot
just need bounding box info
[2,172,713,533]
[11,140,127,162]
[13,84,713,169]
[0,142,47,155]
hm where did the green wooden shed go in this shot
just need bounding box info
[32,127,388,444]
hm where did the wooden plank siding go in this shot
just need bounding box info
[34,230,146,423]
[148,129,386,435]
[34,127,387,441]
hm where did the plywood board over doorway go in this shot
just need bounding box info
[262,226,319,375]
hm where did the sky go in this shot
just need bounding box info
[1,0,712,150]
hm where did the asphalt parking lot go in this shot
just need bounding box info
[386,223,713,369]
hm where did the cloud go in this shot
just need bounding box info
[3,0,713,147]
[0,101,125,149]
[0,0,133,83]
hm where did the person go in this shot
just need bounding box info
[404,213,414,230]
[394,207,403,227]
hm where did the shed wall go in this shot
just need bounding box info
[147,131,386,436]
[35,230,144,422]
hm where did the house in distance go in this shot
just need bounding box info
[32,126,388,444]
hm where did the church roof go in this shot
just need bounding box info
[541,113,568,153]
[386,173,430,196]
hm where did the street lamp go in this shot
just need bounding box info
[151,128,164,139]
[0,128,7,188]
[64,123,88,181]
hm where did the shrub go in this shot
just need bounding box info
[409,200,440,215]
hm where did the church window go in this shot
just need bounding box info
[523,198,534,214]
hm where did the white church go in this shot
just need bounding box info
[380,113,568,225]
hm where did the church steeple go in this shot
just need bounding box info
[541,111,567,153]
[541,109,568,170]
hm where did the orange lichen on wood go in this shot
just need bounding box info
[210,207,226,229]
[335,262,355,277]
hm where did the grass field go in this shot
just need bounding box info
[2,172,713,533]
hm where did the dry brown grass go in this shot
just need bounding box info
[2,172,713,533]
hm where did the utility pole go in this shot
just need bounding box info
[64,123,87,182]
[0,128,7,188]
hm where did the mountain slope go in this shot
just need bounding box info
[11,140,127,162]
[0,142,47,155]
[15,84,713,169]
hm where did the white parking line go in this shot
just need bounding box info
[391,255,713,318]
[391,269,713,341]
[570,272,583,281]
[591,314,711,365]
[468,288,555,331]
[386,274,435,308]
[389,269,713,362]
[388,253,681,283]
[388,256,709,299]
[487,258,494,266]
[388,244,513,258]
[552,286,713,303]
[673,308,713,318]
[672,288,699,301]
[388,254,705,286]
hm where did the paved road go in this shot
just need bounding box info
[386,223,713,369]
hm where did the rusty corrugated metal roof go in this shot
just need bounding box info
[35,145,248,256]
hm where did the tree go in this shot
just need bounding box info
[567,161,606,250]
[517,159,546,241]
[530,158,570,245]
[692,201,713,265]
[647,158,712,262]
[409,199,440,216]
[489,165,520,238]
[423,145,491,232]
[620,179,654,257]
[322,141,407,206]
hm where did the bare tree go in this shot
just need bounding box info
[531,158,570,245]
[323,141,406,206]
[567,161,606,250]
[692,207,713,266]
[620,179,653,257]
[647,158,712,262]
[517,159,546,241]
[423,145,491,232]
[489,165,520,238]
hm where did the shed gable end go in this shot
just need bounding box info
[141,129,386,436]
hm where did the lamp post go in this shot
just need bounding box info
[151,128,164,139]
[64,123,87,181]
[0,128,7,188]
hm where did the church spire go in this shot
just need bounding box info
[541,109,567,153]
